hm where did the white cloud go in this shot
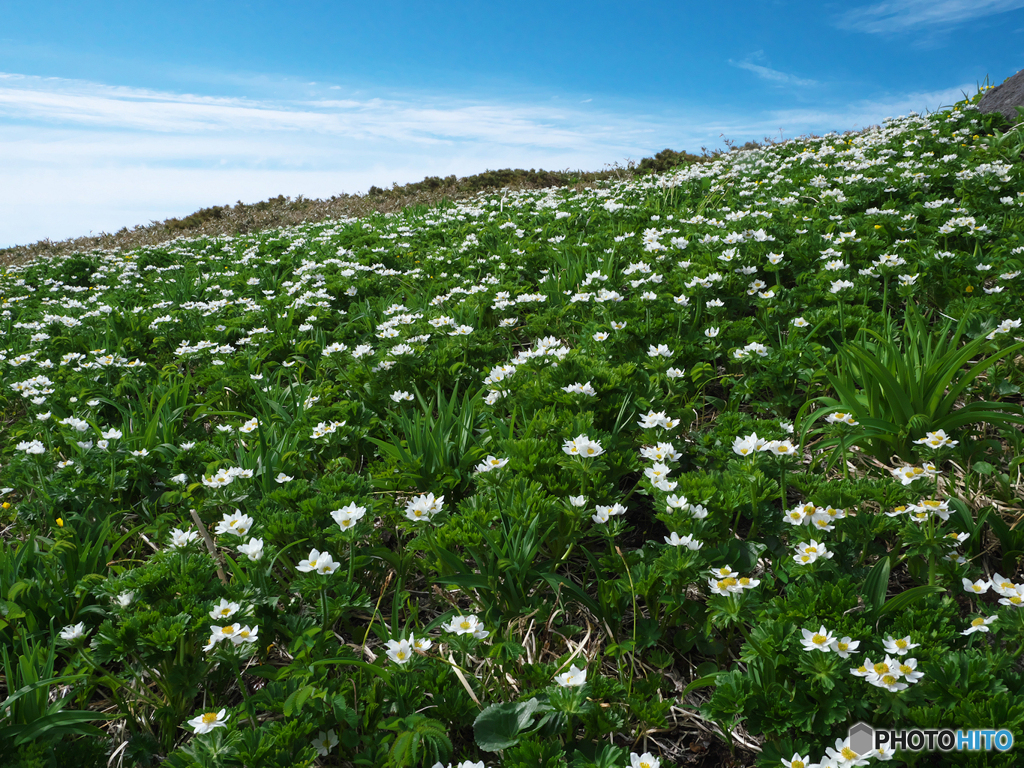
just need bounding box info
[838,0,1024,33]
[730,56,817,87]
[0,71,983,248]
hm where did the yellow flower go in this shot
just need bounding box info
[56,517,64,527]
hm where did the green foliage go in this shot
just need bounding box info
[805,306,1024,462]
[4,88,1024,768]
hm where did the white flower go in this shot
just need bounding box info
[475,456,510,473]
[188,709,228,734]
[562,381,597,396]
[644,462,671,483]
[568,495,587,507]
[237,537,264,561]
[214,511,254,537]
[830,636,860,658]
[562,434,604,458]
[823,737,871,766]
[404,492,443,522]
[17,440,45,455]
[170,473,189,485]
[962,615,998,635]
[59,622,86,641]
[704,327,720,338]
[386,637,414,665]
[731,432,764,456]
[209,599,241,620]
[169,528,199,549]
[312,730,339,756]
[331,503,367,531]
[230,625,259,645]
[592,332,609,341]
[391,390,415,402]
[595,503,627,519]
[664,532,702,550]
[445,614,489,638]
[630,753,660,768]
[800,625,835,652]
[963,577,990,595]
[780,753,813,768]
[762,439,796,456]
[913,429,958,449]
[825,412,859,426]
[554,664,587,686]
[648,344,672,358]
[297,548,339,575]
[882,635,919,656]
[115,592,134,608]
[275,472,294,483]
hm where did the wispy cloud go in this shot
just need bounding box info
[838,0,1024,34]
[0,71,980,247]
[729,53,817,87]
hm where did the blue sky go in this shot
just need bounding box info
[2,0,1023,248]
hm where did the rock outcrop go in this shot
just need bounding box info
[978,69,1024,124]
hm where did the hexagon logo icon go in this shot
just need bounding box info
[848,722,874,755]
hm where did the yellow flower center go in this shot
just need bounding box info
[896,639,908,648]
[396,651,406,660]
[882,674,898,686]
[900,663,913,674]
[812,634,827,645]
[856,665,867,674]
[837,642,848,651]
[460,621,471,630]
[309,559,318,567]
[873,663,889,675]
[841,747,858,759]
[221,626,234,634]
[720,577,737,588]
[793,761,805,768]
[201,712,219,724]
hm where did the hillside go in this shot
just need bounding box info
[1,88,1023,768]
[0,150,702,268]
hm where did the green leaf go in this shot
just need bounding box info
[862,555,891,614]
[878,585,943,616]
[283,683,315,716]
[474,698,547,752]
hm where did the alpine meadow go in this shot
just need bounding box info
[4,85,1024,768]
